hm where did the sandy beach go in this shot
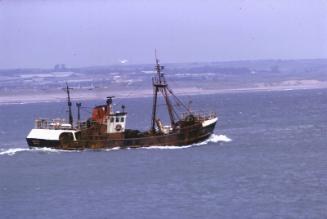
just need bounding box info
[1,83,327,105]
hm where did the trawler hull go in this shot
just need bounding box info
[26,120,216,150]
[26,128,76,149]
[26,138,61,148]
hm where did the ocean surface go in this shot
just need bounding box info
[1,89,327,219]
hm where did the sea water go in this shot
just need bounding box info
[1,90,327,218]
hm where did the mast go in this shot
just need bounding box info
[76,102,81,129]
[151,84,159,132]
[65,83,73,128]
[151,51,176,133]
[106,96,115,116]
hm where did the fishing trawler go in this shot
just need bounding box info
[26,57,218,150]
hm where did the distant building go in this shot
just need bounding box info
[54,64,67,72]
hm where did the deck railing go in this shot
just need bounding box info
[181,111,217,121]
[34,118,73,130]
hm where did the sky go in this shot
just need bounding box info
[0,0,327,68]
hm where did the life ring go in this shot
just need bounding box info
[115,124,122,131]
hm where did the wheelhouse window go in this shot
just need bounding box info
[121,117,124,122]
[116,117,119,122]
[110,117,114,123]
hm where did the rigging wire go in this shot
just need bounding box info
[159,89,180,121]
[165,76,194,106]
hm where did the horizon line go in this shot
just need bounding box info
[0,57,327,71]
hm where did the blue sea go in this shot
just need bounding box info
[1,89,327,219]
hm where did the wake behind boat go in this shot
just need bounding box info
[26,57,218,150]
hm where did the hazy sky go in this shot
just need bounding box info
[0,0,327,68]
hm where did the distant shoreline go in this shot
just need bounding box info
[1,85,327,105]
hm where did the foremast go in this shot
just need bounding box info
[65,83,74,128]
